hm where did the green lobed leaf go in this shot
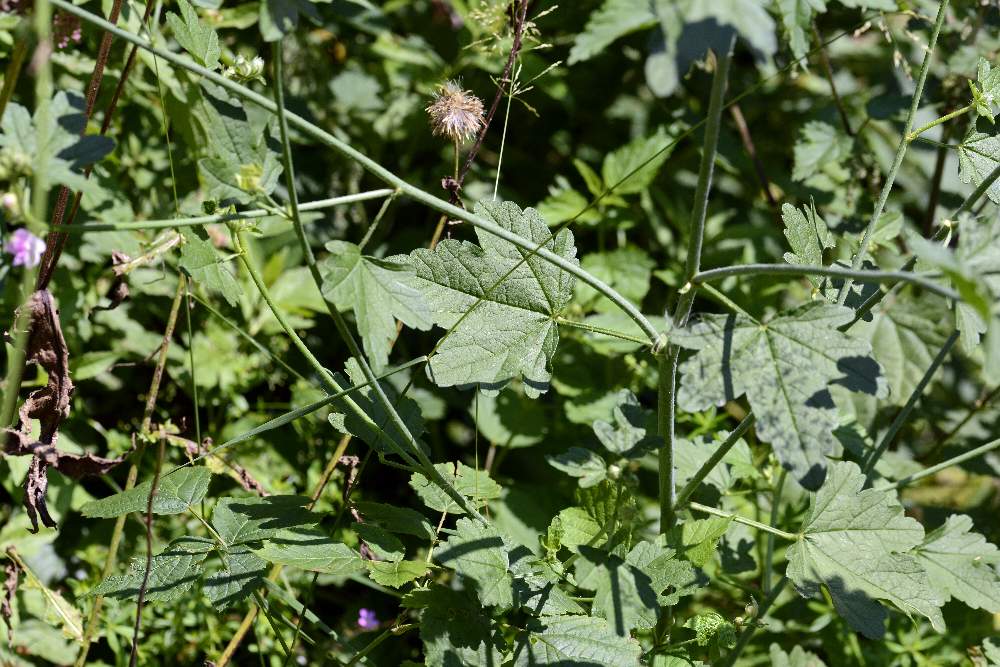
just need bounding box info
[787,461,945,639]
[914,514,1000,612]
[576,247,655,314]
[675,433,758,494]
[0,92,114,196]
[600,127,675,196]
[319,241,432,371]
[254,533,364,575]
[769,642,828,667]
[958,129,1000,204]
[436,517,514,609]
[547,447,608,487]
[354,501,435,541]
[328,357,429,457]
[407,200,577,397]
[793,121,853,183]
[88,537,213,603]
[203,547,268,610]
[365,559,429,588]
[179,232,243,307]
[567,0,658,64]
[166,0,221,69]
[81,467,212,518]
[781,201,834,288]
[211,495,321,547]
[672,303,887,488]
[403,585,505,667]
[408,462,502,515]
[471,388,547,449]
[512,614,642,666]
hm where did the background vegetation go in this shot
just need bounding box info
[1,0,1000,665]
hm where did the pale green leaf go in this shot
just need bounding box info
[793,121,852,183]
[675,433,758,494]
[354,501,435,541]
[365,559,429,588]
[673,304,887,488]
[601,127,675,195]
[547,447,608,487]
[787,461,945,639]
[781,201,834,287]
[194,84,282,204]
[513,615,642,666]
[958,130,1000,204]
[593,389,658,458]
[179,232,243,307]
[166,0,221,69]
[437,518,514,609]
[0,92,114,196]
[355,523,405,562]
[81,467,212,518]
[328,357,428,456]
[576,247,655,314]
[319,241,432,370]
[254,533,364,574]
[409,462,501,515]
[625,539,701,606]
[408,200,577,396]
[915,514,1000,612]
[568,0,658,64]
[668,516,732,568]
[769,643,828,667]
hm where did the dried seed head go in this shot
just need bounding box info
[426,80,484,144]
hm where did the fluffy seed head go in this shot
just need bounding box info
[426,80,484,144]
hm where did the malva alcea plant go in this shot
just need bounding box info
[2,1,1000,665]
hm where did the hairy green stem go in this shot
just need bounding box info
[863,330,959,478]
[64,191,394,233]
[693,263,961,301]
[660,38,735,534]
[881,435,1000,490]
[673,414,756,509]
[555,317,650,345]
[763,468,787,595]
[687,502,798,540]
[838,0,950,304]
[657,348,679,531]
[49,0,658,345]
[906,103,973,142]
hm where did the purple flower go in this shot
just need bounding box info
[5,228,46,268]
[357,608,379,631]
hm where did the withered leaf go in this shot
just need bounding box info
[2,555,16,642]
[1,290,128,532]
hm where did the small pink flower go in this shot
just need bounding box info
[6,228,46,268]
[357,608,379,631]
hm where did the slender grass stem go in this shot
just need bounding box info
[863,330,959,478]
[673,414,756,509]
[838,0,950,304]
[763,468,787,595]
[693,263,961,301]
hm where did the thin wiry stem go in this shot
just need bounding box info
[66,191,395,233]
[838,0,950,304]
[693,263,962,302]
[687,502,797,540]
[718,576,790,667]
[863,330,959,479]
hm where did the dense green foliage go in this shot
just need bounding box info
[2,0,1000,665]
